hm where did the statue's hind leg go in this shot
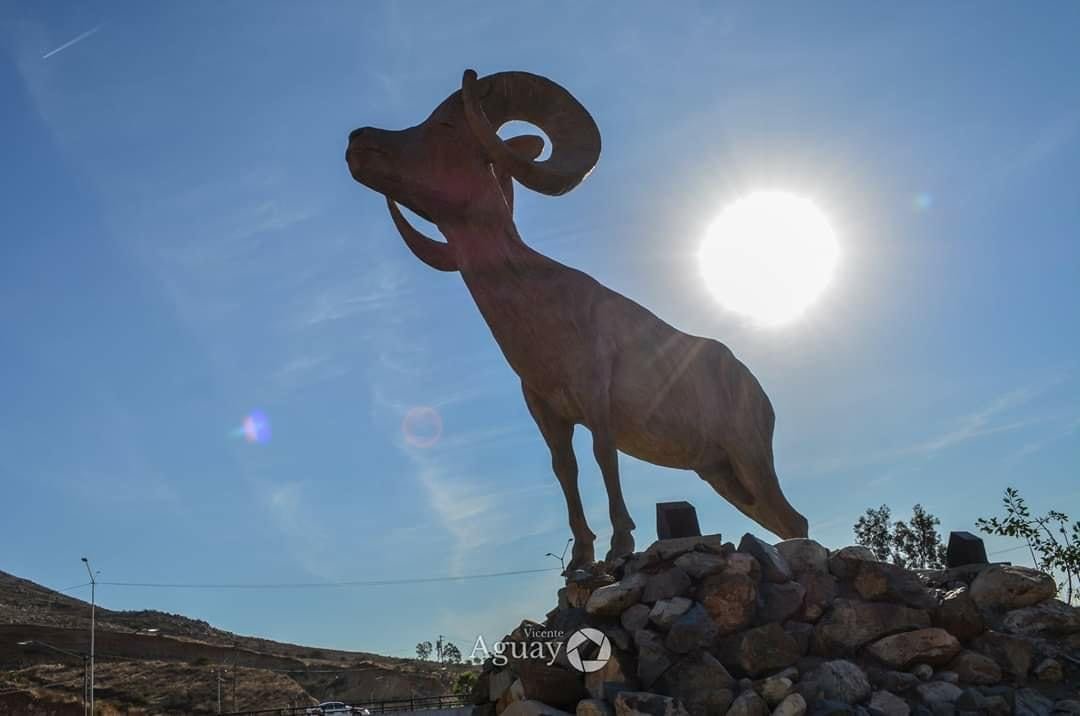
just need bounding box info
[523,384,596,570]
[593,424,635,561]
[581,376,635,562]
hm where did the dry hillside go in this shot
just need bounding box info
[0,569,474,714]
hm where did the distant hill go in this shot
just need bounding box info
[0,569,473,714]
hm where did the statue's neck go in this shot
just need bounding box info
[439,215,541,276]
[437,168,547,274]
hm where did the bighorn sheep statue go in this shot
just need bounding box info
[346,70,808,569]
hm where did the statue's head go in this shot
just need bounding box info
[346,70,600,234]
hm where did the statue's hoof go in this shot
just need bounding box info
[565,550,596,574]
[605,533,635,562]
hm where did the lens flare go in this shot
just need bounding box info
[241,411,271,444]
[402,406,442,448]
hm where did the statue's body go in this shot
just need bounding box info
[346,70,808,569]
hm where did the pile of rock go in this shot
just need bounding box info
[471,534,1080,716]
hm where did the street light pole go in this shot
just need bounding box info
[81,557,96,716]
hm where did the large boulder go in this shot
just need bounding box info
[811,660,872,705]
[655,651,735,716]
[914,681,962,707]
[865,628,961,669]
[828,546,877,579]
[866,668,918,693]
[614,691,690,716]
[649,597,694,631]
[634,629,674,689]
[723,553,762,580]
[771,693,806,716]
[514,661,589,708]
[970,630,1034,681]
[642,534,726,562]
[737,533,793,583]
[697,574,757,635]
[796,571,837,622]
[673,551,727,580]
[502,701,573,716]
[946,649,1002,685]
[775,539,829,576]
[724,689,767,716]
[587,573,649,616]
[584,648,638,701]
[665,603,720,654]
[851,560,936,609]
[758,675,793,706]
[1032,657,1062,683]
[931,587,985,641]
[622,604,652,634]
[489,670,517,702]
[812,599,931,656]
[1013,688,1055,716]
[759,581,807,624]
[577,700,614,716]
[717,622,800,677]
[643,568,693,604]
[1000,598,1080,637]
[867,690,909,716]
[496,678,526,714]
[968,565,1056,611]
[955,688,1008,715]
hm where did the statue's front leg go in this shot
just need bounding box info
[522,384,596,571]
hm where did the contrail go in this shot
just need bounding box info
[42,24,102,60]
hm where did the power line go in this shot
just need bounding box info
[988,543,1029,556]
[97,566,559,590]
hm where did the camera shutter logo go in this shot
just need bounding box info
[565,628,611,673]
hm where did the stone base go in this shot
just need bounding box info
[473,533,1080,716]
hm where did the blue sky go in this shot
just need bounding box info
[2,2,1078,658]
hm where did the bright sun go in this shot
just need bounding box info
[699,191,839,326]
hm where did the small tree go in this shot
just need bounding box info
[976,487,1080,605]
[415,641,433,660]
[853,503,947,569]
[441,642,463,664]
[854,505,893,561]
[894,504,948,570]
[453,671,478,696]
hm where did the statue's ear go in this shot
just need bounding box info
[496,136,544,212]
[504,134,545,161]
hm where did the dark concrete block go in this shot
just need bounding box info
[947,531,988,568]
[656,501,701,540]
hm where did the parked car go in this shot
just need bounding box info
[307,703,352,715]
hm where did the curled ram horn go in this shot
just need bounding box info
[461,69,601,197]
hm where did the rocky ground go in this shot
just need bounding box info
[471,534,1080,716]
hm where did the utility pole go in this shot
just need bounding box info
[213,667,230,714]
[81,557,97,716]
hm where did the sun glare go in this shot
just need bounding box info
[699,191,839,326]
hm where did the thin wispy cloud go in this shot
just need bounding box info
[1008,415,1080,464]
[42,24,102,60]
[812,379,1066,474]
